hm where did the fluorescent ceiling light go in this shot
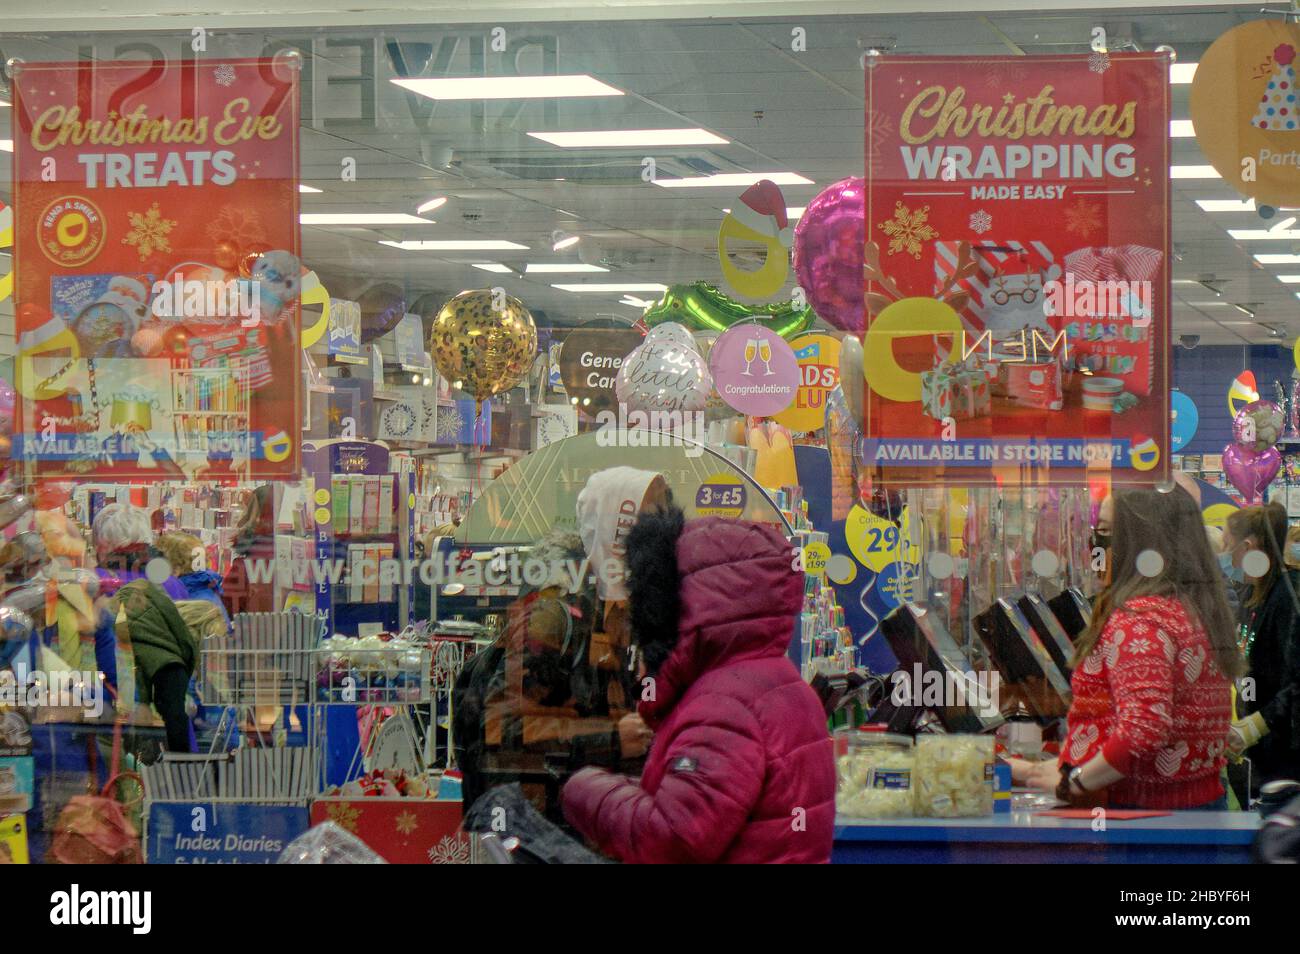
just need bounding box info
[655,172,813,188]
[528,128,728,148]
[1228,228,1300,239]
[552,234,580,251]
[1276,275,1300,283]
[392,75,623,100]
[724,206,806,219]
[1171,165,1220,179]
[298,184,322,194]
[418,196,448,214]
[1256,254,1300,264]
[302,213,432,225]
[1232,303,1256,317]
[620,295,656,308]
[552,283,668,293]
[1196,198,1255,212]
[525,263,608,273]
[381,240,529,251]
[472,263,513,273]
[0,140,11,152]
[1171,63,1198,84]
[1187,301,1230,307]
[1170,120,1195,138]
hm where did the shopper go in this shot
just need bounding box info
[561,508,835,863]
[1223,502,1300,787]
[230,485,276,611]
[1015,488,1241,808]
[113,581,201,752]
[157,531,232,629]
[454,468,665,817]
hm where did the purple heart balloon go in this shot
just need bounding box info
[792,176,864,334]
[1222,443,1281,504]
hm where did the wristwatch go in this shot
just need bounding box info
[1068,766,1088,793]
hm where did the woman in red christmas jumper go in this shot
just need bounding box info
[1016,487,1243,808]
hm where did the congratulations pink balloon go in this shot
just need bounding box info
[1222,443,1281,504]
[792,177,864,334]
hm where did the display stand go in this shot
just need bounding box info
[303,439,415,637]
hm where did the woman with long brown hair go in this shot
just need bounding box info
[1222,502,1300,789]
[1016,487,1243,808]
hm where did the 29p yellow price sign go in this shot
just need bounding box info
[845,504,919,572]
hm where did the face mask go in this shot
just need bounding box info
[1220,551,1246,584]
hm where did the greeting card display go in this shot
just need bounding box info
[862,53,1170,486]
[11,57,301,480]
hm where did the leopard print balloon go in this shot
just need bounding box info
[428,288,538,404]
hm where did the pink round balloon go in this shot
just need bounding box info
[1222,442,1281,504]
[0,378,13,430]
[709,325,799,417]
[792,176,864,334]
[1232,399,1283,452]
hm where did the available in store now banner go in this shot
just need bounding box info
[10,56,301,481]
[861,52,1170,487]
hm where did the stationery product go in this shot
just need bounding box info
[363,476,380,533]
[378,475,394,535]
[331,476,349,535]
[349,475,365,535]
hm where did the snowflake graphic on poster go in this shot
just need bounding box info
[395,810,419,836]
[1089,51,1111,74]
[214,64,237,88]
[437,404,465,442]
[866,109,895,164]
[969,210,992,235]
[324,801,361,833]
[428,833,472,864]
[1064,201,1103,236]
[981,60,1029,88]
[121,203,177,261]
[878,202,937,259]
[206,205,268,253]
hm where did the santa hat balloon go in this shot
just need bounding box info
[730,179,794,247]
[1254,44,1299,131]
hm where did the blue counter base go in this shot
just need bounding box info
[832,811,1259,864]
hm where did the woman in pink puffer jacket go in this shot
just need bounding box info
[561,507,835,863]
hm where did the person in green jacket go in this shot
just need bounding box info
[115,580,199,752]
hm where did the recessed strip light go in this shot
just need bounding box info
[1256,254,1300,264]
[1170,120,1195,138]
[302,213,432,225]
[552,283,667,293]
[392,75,623,100]
[418,196,448,214]
[381,240,530,251]
[298,184,323,194]
[724,206,806,219]
[1171,63,1198,84]
[528,128,728,147]
[552,234,580,251]
[1196,198,1255,212]
[0,140,12,152]
[525,263,608,273]
[1171,165,1220,179]
[1228,227,1300,239]
[1276,275,1300,283]
[655,172,813,188]
[472,263,513,273]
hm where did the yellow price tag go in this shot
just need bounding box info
[802,542,830,577]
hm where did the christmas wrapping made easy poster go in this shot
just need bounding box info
[11,57,301,480]
[861,52,1170,486]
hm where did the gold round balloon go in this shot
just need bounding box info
[428,288,538,407]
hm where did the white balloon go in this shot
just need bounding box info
[839,335,865,429]
[616,333,712,414]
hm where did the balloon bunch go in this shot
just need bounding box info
[641,282,813,340]
[1223,399,1283,503]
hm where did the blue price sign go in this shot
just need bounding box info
[695,473,747,518]
[147,803,309,864]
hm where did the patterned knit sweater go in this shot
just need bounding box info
[1061,595,1232,809]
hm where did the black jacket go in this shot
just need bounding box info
[1240,570,1300,784]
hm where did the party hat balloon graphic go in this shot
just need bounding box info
[1228,370,1260,418]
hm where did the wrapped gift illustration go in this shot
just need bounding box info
[934,240,1061,340]
[922,365,990,421]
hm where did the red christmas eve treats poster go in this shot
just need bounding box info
[10,57,301,480]
[861,53,1170,487]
